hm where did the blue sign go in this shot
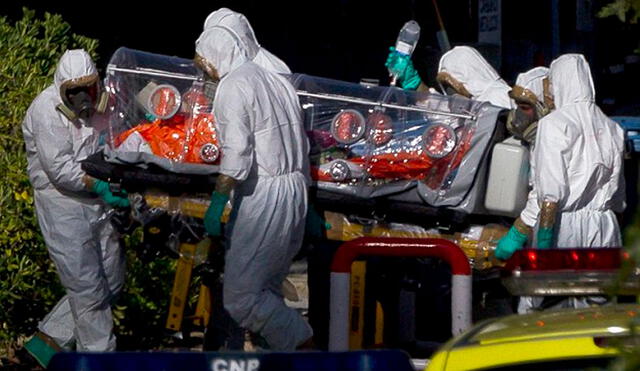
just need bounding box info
[612,116,640,154]
[48,350,416,371]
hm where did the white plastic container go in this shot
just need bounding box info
[484,137,530,217]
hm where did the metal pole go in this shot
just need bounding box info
[296,91,475,120]
[551,0,560,58]
[107,66,201,81]
[431,0,452,52]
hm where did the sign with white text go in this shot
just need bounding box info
[478,0,501,46]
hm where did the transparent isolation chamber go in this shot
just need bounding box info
[291,74,501,207]
[103,47,220,171]
[101,48,503,210]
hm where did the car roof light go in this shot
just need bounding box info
[503,248,628,272]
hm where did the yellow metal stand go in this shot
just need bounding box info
[348,260,385,350]
[166,243,197,332]
[375,301,384,346]
[165,239,214,332]
[349,261,367,349]
[139,192,223,333]
[192,284,212,328]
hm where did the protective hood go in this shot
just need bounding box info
[510,66,549,107]
[437,46,510,107]
[195,26,250,79]
[253,48,291,74]
[54,49,99,108]
[203,8,260,60]
[203,8,291,74]
[549,54,595,108]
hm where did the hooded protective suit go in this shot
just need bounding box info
[203,8,291,74]
[519,54,625,247]
[196,26,311,350]
[513,67,550,227]
[22,50,124,351]
[510,67,550,110]
[437,46,512,108]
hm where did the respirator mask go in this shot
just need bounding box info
[506,105,537,143]
[507,84,553,145]
[67,86,96,120]
[56,75,108,123]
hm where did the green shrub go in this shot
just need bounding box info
[0,9,192,358]
[0,8,99,358]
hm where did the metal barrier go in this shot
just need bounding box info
[328,237,472,351]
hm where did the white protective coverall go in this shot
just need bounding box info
[203,8,291,74]
[438,46,512,108]
[517,54,625,312]
[515,66,550,228]
[520,54,625,246]
[22,50,125,351]
[195,26,312,350]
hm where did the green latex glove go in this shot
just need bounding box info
[92,179,130,208]
[305,205,332,239]
[24,333,59,368]
[536,227,554,249]
[204,191,229,237]
[495,225,528,260]
[385,46,422,90]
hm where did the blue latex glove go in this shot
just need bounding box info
[305,205,332,239]
[385,46,422,90]
[495,226,528,260]
[536,227,554,249]
[204,191,229,237]
[92,180,130,208]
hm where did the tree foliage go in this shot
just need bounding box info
[0,9,188,361]
[598,0,640,24]
[0,8,98,358]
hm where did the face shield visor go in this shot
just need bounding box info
[194,54,220,83]
[57,74,107,122]
[194,54,219,102]
[507,103,538,143]
[507,86,551,144]
[67,84,97,119]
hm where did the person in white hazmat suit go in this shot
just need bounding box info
[203,7,291,74]
[21,50,129,366]
[502,66,553,263]
[385,45,512,109]
[195,26,313,350]
[495,54,626,312]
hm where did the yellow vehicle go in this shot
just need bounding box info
[426,304,640,371]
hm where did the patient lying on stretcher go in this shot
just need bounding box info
[115,85,220,165]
